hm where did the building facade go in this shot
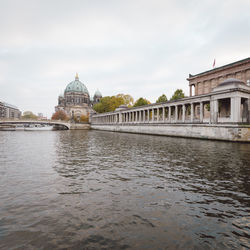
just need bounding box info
[188,57,250,96]
[55,74,102,119]
[0,101,21,119]
[91,58,250,141]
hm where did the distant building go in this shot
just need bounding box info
[0,101,21,119]
[187,57,250,96]
[37,113,47,120]
[55,74,102,119]
[93,89,102,104]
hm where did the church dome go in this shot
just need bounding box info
[94,89,102,97]
[65,73,89,95]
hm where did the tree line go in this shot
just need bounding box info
[93,89,185,113]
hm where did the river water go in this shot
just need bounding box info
[0,130,249,249]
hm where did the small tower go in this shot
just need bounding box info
[93,89,102,104]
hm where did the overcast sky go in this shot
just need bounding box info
[0,0,250,117]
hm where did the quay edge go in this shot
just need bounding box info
[90,124,250,142]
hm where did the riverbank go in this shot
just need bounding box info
[91,123,250,142]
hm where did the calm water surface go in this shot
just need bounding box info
[0,130,249,249]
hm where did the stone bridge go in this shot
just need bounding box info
[0,120,89,130]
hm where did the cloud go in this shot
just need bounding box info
[0,0,249,117]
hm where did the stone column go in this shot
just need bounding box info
[191,103,194,122]
[201,81,205,95]
[119,112,122,123]
[168,106,171,122]
[182,104,186,122]
[175,105,178,122]
[189,85,192,96]
[143,110,145,123]
[162,107,165,122]
[147,110,150,122]
[157,108,159,122]
[210,99,218,124]
[231,96,241,123]
[152,109,154,122]
[200,102,203,123]
[195,83,198,96]
[139,110,142,123]
[135,111,138,123]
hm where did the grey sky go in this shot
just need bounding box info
[0,0,250,117]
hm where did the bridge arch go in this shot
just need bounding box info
[0,120,71,130]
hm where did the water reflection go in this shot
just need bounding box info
[0,130,249,249]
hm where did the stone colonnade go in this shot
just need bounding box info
[91,89,250,125]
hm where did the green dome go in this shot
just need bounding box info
[65,74,89,95]
[94,89,102,97]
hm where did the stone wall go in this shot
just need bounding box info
[91,124,250,142]
[70,123,90,130]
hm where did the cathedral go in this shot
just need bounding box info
[55,74,102,119]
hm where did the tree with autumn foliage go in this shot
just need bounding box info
[133,97,151,107]
[21,111,38,120]
[51,110,69,121]
[170,89,185,101]
[80,114,89,123]
[156,94,168,103]
[116,94,134,107]
[93,95,124,113]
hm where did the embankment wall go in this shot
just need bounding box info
[91,124,250,142]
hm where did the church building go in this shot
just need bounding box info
[55,74,102,120]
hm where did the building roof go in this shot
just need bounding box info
[65,73,89,95]
[94,89,102,97]
[187,57,250,80]
[3,102,19,110]
[218,78,245,87]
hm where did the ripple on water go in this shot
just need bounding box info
[0,130,250,249]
